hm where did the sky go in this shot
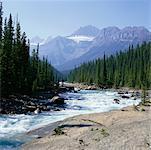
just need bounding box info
[2,0,151,39]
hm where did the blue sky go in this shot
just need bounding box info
[3,0,151,39]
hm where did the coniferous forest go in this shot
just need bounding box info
[0,2,151,98]
[0,4,55,97]
[0,1,151,149]
[68,42,151,89]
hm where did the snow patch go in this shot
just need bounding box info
[67,35,95,43]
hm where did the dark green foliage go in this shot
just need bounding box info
[30,47,55,93]
[102,53,107,85]
[100,128,110,137]
[1,15,14,96]
[68,42,151,89]
[53,126,65,135]
[0,4,55,97]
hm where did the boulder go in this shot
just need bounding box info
[85,86,97,90]
[50,96,65,105]
[136,91,141,97]
[122,95,130,99]
[0,108,6,114]
[26,105,37,112]
[113,99,120,104]
[118,91,125,94]
[133,97,137,100]
[59,86,74,93]
[74,88,80,92]
[34,108,41,114]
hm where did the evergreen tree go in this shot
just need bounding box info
[0,6,56,97]
[1,15,14,96]
[68,42,151,89]
[102,53,107,85]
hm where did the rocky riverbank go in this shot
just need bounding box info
[0,86,74,114]
[0,94,64,114]
[20,100,151,150]
[64,82,143,100]
[0,82,147,115]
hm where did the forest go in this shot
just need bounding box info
[0,1,151,99]
[68,42,151,89]
[0,4,56,97]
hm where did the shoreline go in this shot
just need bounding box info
[1,81,147,115]
[1,85,150,150]
[0,85,74,115]
[20,103,151,150]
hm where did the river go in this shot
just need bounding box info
[0,90,141,150]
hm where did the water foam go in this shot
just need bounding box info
[0,90,141,149]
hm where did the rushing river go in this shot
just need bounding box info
[0,90,141,150]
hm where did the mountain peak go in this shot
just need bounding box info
[30,36,44,45]
[31,26,151,71]
[71,25,100,37]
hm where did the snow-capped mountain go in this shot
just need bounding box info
[30,26,151,71]
[67,35,95,43]
[37,36,91,66]
[71,25,100,37]
[66,25,99,43]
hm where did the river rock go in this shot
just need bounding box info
[50,96,65,105]
[0,108,6,114]
[74,88,80,92]
[59,86,74,93]
[34,108,41,114]
[85,86,97,90]
[113,99,120,104]
[122,95,130,99]
[26,105,37,112]
[133,97,137,100]
[136,91,141,97]
[118,91,125,94]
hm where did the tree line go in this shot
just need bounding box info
[68,42,151,89]
[0,3,55,97]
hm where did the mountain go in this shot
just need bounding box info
[66,25,99,43]
[71,25,100,37]
[56,26,151,71]
[30,36,45,45]
[31,26,99,66]
[30,26,151,71]
[38,36,91,66]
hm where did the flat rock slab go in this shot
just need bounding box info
[20,105,151,150]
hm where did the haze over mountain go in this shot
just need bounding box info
[71,25,100,37]
[31,26,151,71]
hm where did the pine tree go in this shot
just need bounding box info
[102,53,107,85]
[0,2,2,98]
[1,15,14,96]
[0,6,56,97]
[68,42,151,89]
[96,59,101,85]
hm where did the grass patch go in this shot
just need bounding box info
[53,126,65,135]
[141,99,151,106]
[100,128,109,137]
[91,128,99,131]
[141,108,146,111]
